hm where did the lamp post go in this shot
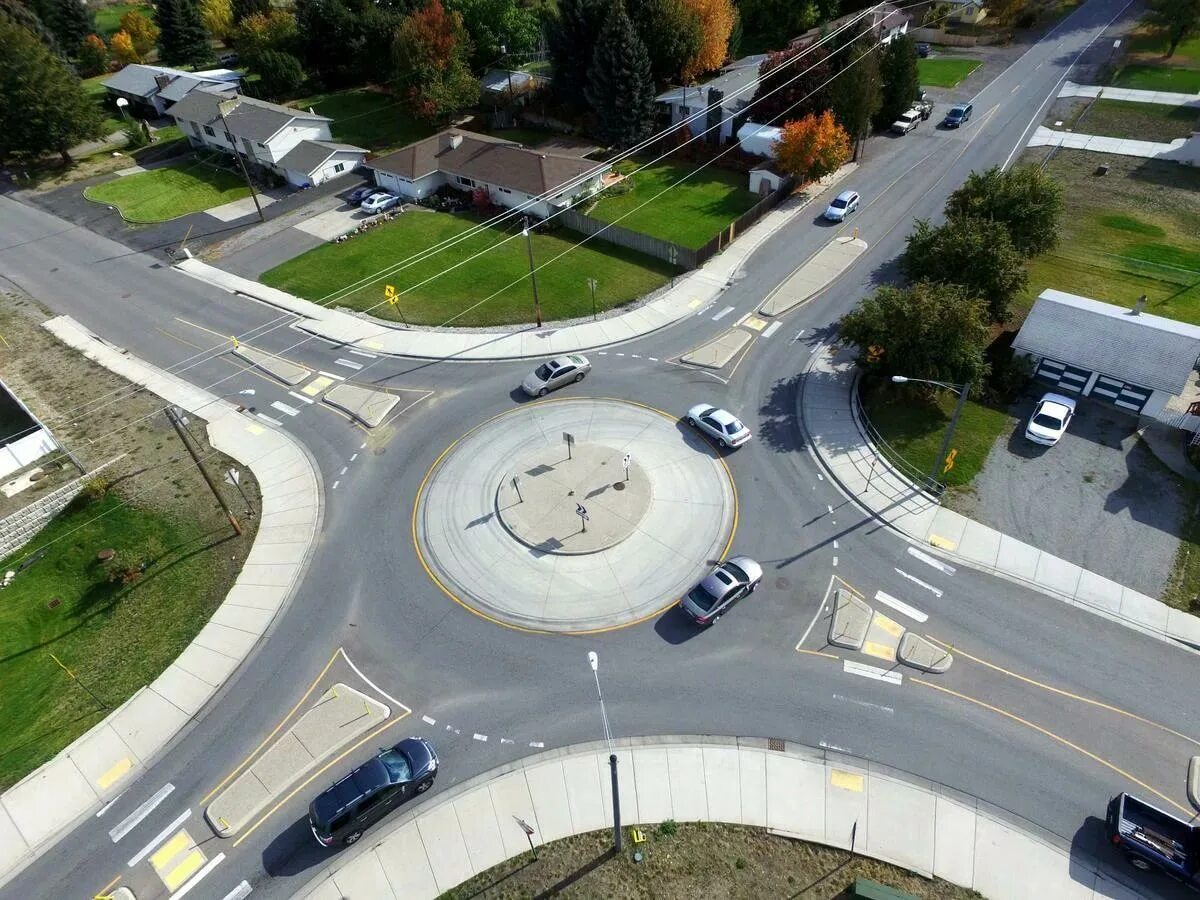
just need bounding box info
[522,218,544,327]
[891,375,971,490]
[587,651,621,854]
[217,98,265,223]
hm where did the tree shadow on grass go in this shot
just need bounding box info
[534,847,616,898]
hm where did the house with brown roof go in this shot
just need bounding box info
[789,2,910,50]
[364,130,609,219]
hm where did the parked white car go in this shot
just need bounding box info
[686,404,752,449]
[823,190,859,222]
[1025,392,1076,446]
[360,192,400,214]
[891,109,922,134]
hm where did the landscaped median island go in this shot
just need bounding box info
[260,212,676,327]
[0,295,259,790]
[83,156,251,223]
[440,821,981,899]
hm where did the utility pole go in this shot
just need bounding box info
[522,219,544,327]
[587,278,598,320]
[165,407,242,535]
[217,98,265,223]
[931,382,971,490]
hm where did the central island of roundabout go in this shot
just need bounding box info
[413,398,738,632]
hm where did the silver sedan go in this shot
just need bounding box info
[679,556,763,625]
[686,404,751,448]
[521,355,591,397]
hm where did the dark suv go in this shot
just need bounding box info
[308,738,438,846]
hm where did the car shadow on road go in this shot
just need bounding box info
[653,605,703,644]
[672,418,730,456]
[262,814,337,877]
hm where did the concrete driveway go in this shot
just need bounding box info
[953,391,1187,598]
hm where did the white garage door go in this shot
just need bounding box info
[1088,375,1152,413]
[1034,357,1091,393]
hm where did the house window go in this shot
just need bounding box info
[203,125,215,137]
[499,187,511,194]
[257,142,266,148]
[333,163,344,173]
[457,176,475,188]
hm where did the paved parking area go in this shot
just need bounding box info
[952,393,1186,598]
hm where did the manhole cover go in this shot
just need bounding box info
[775,577,790,590]
[613,482,625,491]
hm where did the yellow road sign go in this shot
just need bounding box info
[943,449,958,473]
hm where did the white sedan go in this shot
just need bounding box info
[686,404,751,449]
[1024,392,1076,446]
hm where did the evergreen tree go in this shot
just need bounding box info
[0,12,102,163]
[51,0,92,50]
[627,0,701,85]
[585,0,656,149]
[827,20,881,158]
[156,0,178,60]
[875,35,919,130]
[253,48,305,99]
[547,0,607,108]
[158,0,210,64]
[2,0,65,55]
[231,0,270,23]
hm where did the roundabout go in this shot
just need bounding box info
[413,398,738,632]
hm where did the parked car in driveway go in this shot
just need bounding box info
[891,109,923,134]
[360,191,400,214]
[942,103,973,128]
[1024,392,1076,446]
[823,190,860,222]
[521,355,591,396]
[680,557,763,625]
[686,403,751,448]
[308,738,438,847]
[347,185,376,205]
[917,42,931,57]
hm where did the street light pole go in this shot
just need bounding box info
[588,651,621,854]
[217,98,265,223]
[522,219,544,327]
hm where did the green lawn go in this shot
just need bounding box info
[860,381,1013,490]
[289,88,435,152]
[83,74,124,135]
[1077,99,1199,142]
[0,494,235,788]
[587,158,759,250]
[261,212,675,326]
[84,160,250,222]
[1111,63,1200,93]
[917,57,982,88]
[93,1,152,37]
[1127,25,1200,65]
[1017,151,1200,325]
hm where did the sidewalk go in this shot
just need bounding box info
[1058,80,1200,107]
[174,165,856,362]
[800,344,1200,651]
[0,316,323,887]
[1027,125,1188,159]
[298,735,1149,900]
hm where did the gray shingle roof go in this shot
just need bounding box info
[103,64,192,98]
[656,54,767,112]
[169,92,329,143]
[1014,289,1200,394]
[277,140,366,174]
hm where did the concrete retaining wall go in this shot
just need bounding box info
[0,456,123,561]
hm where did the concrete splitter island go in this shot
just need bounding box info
[414,399,738,632]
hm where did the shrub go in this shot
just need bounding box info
[82,476,110,502]
[657,818,678,836]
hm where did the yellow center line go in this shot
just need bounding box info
[913,678,1193,817]
[925,635,1200,748]
[154,327,203,350]
[796,647,840,660]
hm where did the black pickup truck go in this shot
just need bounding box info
[1106,792,1200,889]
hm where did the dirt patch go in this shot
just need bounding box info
[442,822,981,900]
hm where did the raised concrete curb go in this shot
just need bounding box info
[297,735,1151,900]
[0,315,323,888]
[323,383,399,428]
[205,684,388,836]
[172,164,857,362]
[758,236,869,317]
[898,634,953,674]
[680,329,751,369]
[799,343,1200,653]
[829,589,871,650]
[235,344,311,386]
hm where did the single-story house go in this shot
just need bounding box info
[169,90,367,187]
[480,69,550,99]
[102,64,242,117]
[945,0,988,25]
[365,129,608,219]
[790,2,910,49]
[655,54,769,145]
[1013,289,1200,418]
[737,122,782,157]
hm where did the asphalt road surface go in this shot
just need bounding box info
[3,1,1197,897]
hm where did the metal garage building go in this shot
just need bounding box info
[1013,289,1200,418]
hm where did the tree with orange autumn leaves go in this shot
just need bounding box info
[392,0,479,121]
[773,110,851,185]
[679,0,734,81]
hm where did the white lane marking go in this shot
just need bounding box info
[790,329,806,344]
[631,354,641,358]
[694,302,715,317]
[219,881,252,900]
[826,505,833,514]
[286,391,314,405]
[348,349,377,358]
[109,784,173,842]
[334,358,363,370]
[270,401,300,417]
[350,453,358,461]
[843,660,903,685]
[339,467,348,476]
[616,352,625,356]
[255,413,282,426]
[712,306,735,321]
[127,808,191,866]
[96,791,127,818]
[332,480,339,490]
[339,649,408,712]
[762,321,783,339]
[360,442,367,449]
[529,741,545,748]
[500,738,514,744]
[473,733,488,742]
[874,590,929,624]
[894,568,944,598]
[832,556,838,566]
[446,725,461,735]
[833,693,895,715]
[171,852,226,899]
[797,574,836,648]
[833,540,839,549]
[817,473,824,481]
[319,370,346,381]
[819,740,854,753]
[598,351,607,355]
[648,357,659,361]
[907,546,956,575]
[422,715,436,725]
